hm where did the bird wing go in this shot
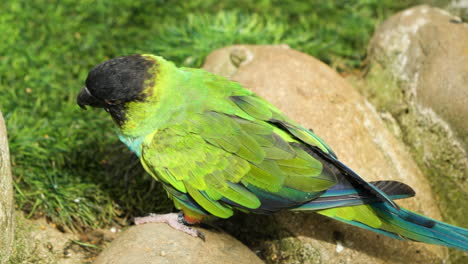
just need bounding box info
[140,107,338,217]
[227,92,402,209]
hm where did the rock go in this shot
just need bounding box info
[8,214,88,264]
[203,45,449,263]
[364,6,467,262]
[0,112,14,264]
[449,0,468,21]
[369,5,468,147]
[94,223,264,264]
[433,0,468,21]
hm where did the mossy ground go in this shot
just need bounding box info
[8,213,82,264]
[8,211,121,264]
[264,237,322,264]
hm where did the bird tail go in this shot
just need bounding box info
[292,149,468,250]
[316,202,468,251]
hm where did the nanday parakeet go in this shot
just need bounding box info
[77,54,468,250]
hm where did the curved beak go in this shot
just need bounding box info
[77,87,106,110]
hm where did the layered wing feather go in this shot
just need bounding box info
[141,108,338,217]
[228,92,402,209]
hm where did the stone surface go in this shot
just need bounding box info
[365,6,467,262]
[7,213,94,264]
[203,45,449,263]
[94,223,264,264]
[426,0,468,21]
[0,112,14,264]
[369,5,468,147]
[448,0,468,21]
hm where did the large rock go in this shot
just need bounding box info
[94,223,264,264]
[368,5,468,147]
[364,6,467,262]
[0,112,14,264]
[203,45,449,263]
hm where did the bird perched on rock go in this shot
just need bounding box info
[77,54,467,250]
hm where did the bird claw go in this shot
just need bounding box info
[133,212,205,240]
[195,229,206,241]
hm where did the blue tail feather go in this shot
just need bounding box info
[372,203,468,251]
[294,179,468,250]
[322,202,468,251]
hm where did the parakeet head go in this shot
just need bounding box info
[77,54,159,125]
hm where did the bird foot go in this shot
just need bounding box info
[133,212,205,240]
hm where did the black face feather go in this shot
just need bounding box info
[77,54,156,125]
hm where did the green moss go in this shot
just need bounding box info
[219,213,323,264]
[359,63,468,264]
[399,113,468,264]
[357,64,406,115]
[264,237,322,264]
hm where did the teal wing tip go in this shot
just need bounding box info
[294,180,416,211]
[304,127,338,159]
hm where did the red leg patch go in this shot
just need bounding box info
[183,213,203,225]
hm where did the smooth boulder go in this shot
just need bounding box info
[94,223,264,264]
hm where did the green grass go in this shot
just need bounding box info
[0,0,420,230]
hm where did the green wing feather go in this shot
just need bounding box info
[142,125,260,218]
[141,108,337,217]
[138,69,339,218]
[229,94,337,157]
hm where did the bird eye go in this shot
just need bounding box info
[105,99,121,105]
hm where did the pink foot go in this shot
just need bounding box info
[133,213,205,240]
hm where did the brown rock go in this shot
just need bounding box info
[366,6,468,262]
[369,5,468,146]
[0,112,14,264]
[94,224,264,264]
[203,45,449,263]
